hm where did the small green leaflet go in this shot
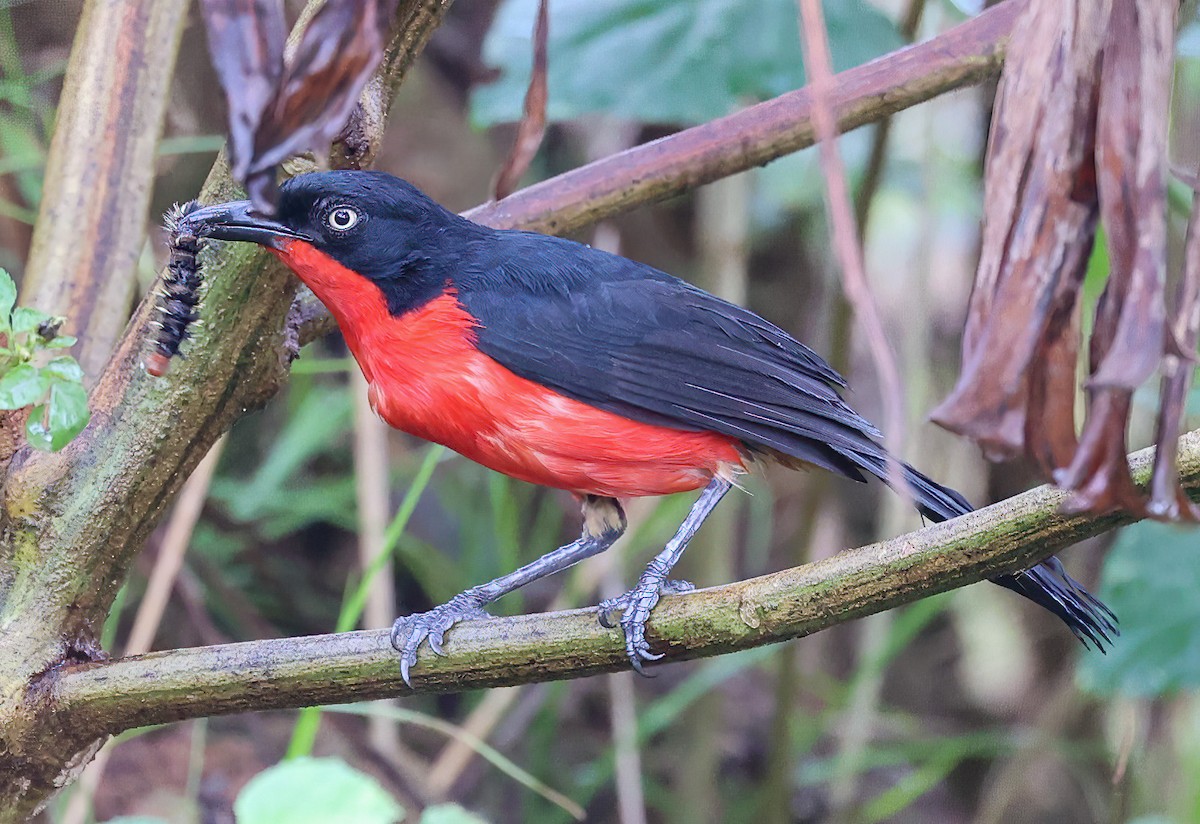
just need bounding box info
[26,381,89,451]
[0,268,91,452]
[1078,521,1200,696]
[233,757,404,824]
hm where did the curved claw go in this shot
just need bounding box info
[391,599,490,686]
[598,577,694,674]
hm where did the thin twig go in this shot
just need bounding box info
[853,0,927,237]
[491,0,549,200]
[351,371,409,766]
[124,437,226,655]
[797,0,909,503]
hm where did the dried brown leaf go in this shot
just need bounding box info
[1056,389,1144,514]
[1150,192,1200,519]
[199,0,398,211]
[932,0,1109,461]
[1059,0,1172,517]
[492,0,549,201]
[1090,0,1169,393]
[246,0,392,210]
[1024,298,1081,475]
[198,0,287,182]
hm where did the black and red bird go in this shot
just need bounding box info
[179,170,1116,682]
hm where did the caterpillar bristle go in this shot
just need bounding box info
[144,199,206,377]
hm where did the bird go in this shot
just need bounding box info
[177,170,1116,684]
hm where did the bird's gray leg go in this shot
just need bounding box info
[598,477,732,673]
[392,495,626,685]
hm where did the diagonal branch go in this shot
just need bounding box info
[298,0,1020,343]
[46,428,1199,740]
[0,3,455,819]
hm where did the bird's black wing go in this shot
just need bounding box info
[454,232,1118,651]
[456,232,889,482]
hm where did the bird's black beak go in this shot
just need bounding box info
[182,200,313,249]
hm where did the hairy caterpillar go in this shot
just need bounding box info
[144,200,205,377]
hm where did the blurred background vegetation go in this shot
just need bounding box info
[2,0,1199,822]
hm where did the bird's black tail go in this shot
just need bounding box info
[855,452,1118,650]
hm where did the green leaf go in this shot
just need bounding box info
[25,380,89,451]
[0,362,46,409]
[42,334,77,349]
[0,268,15,331]
[42,355,85,384]
[1078,521,1200,695]
[233,758,404,824]
[473,0,902,126]
[24,403,48,450]
[10,305,50,335]
[420,804,490,824]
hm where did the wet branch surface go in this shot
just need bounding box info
[45,430,1200,739]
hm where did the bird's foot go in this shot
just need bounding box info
[391,594,492,686]
[597,576,694,673]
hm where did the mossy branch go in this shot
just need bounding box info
[44,430,1198,740]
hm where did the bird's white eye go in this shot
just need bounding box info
[326,206,360,232]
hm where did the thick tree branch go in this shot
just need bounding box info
[44,429,1199,740]
[19,0,190,381]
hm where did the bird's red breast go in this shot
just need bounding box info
[271,239,745,498]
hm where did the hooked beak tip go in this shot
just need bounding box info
[179,200,312,248]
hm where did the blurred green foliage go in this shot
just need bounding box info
[1080,521,1200,695]
[473,0,901,126]
[0,268,88,450]
[210,385,357,539]
[234,757,405,824]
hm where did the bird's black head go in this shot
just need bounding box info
[183,171,482,314]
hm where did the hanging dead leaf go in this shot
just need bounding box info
[199,0,399,212]
[1061,0,1172,515]
[198,0,287,184]
[1148,194,1200,519]
[931,0,1108,463]
[1023,293,1082,475]
[247,0,397,209]
[933,0,1196,519]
